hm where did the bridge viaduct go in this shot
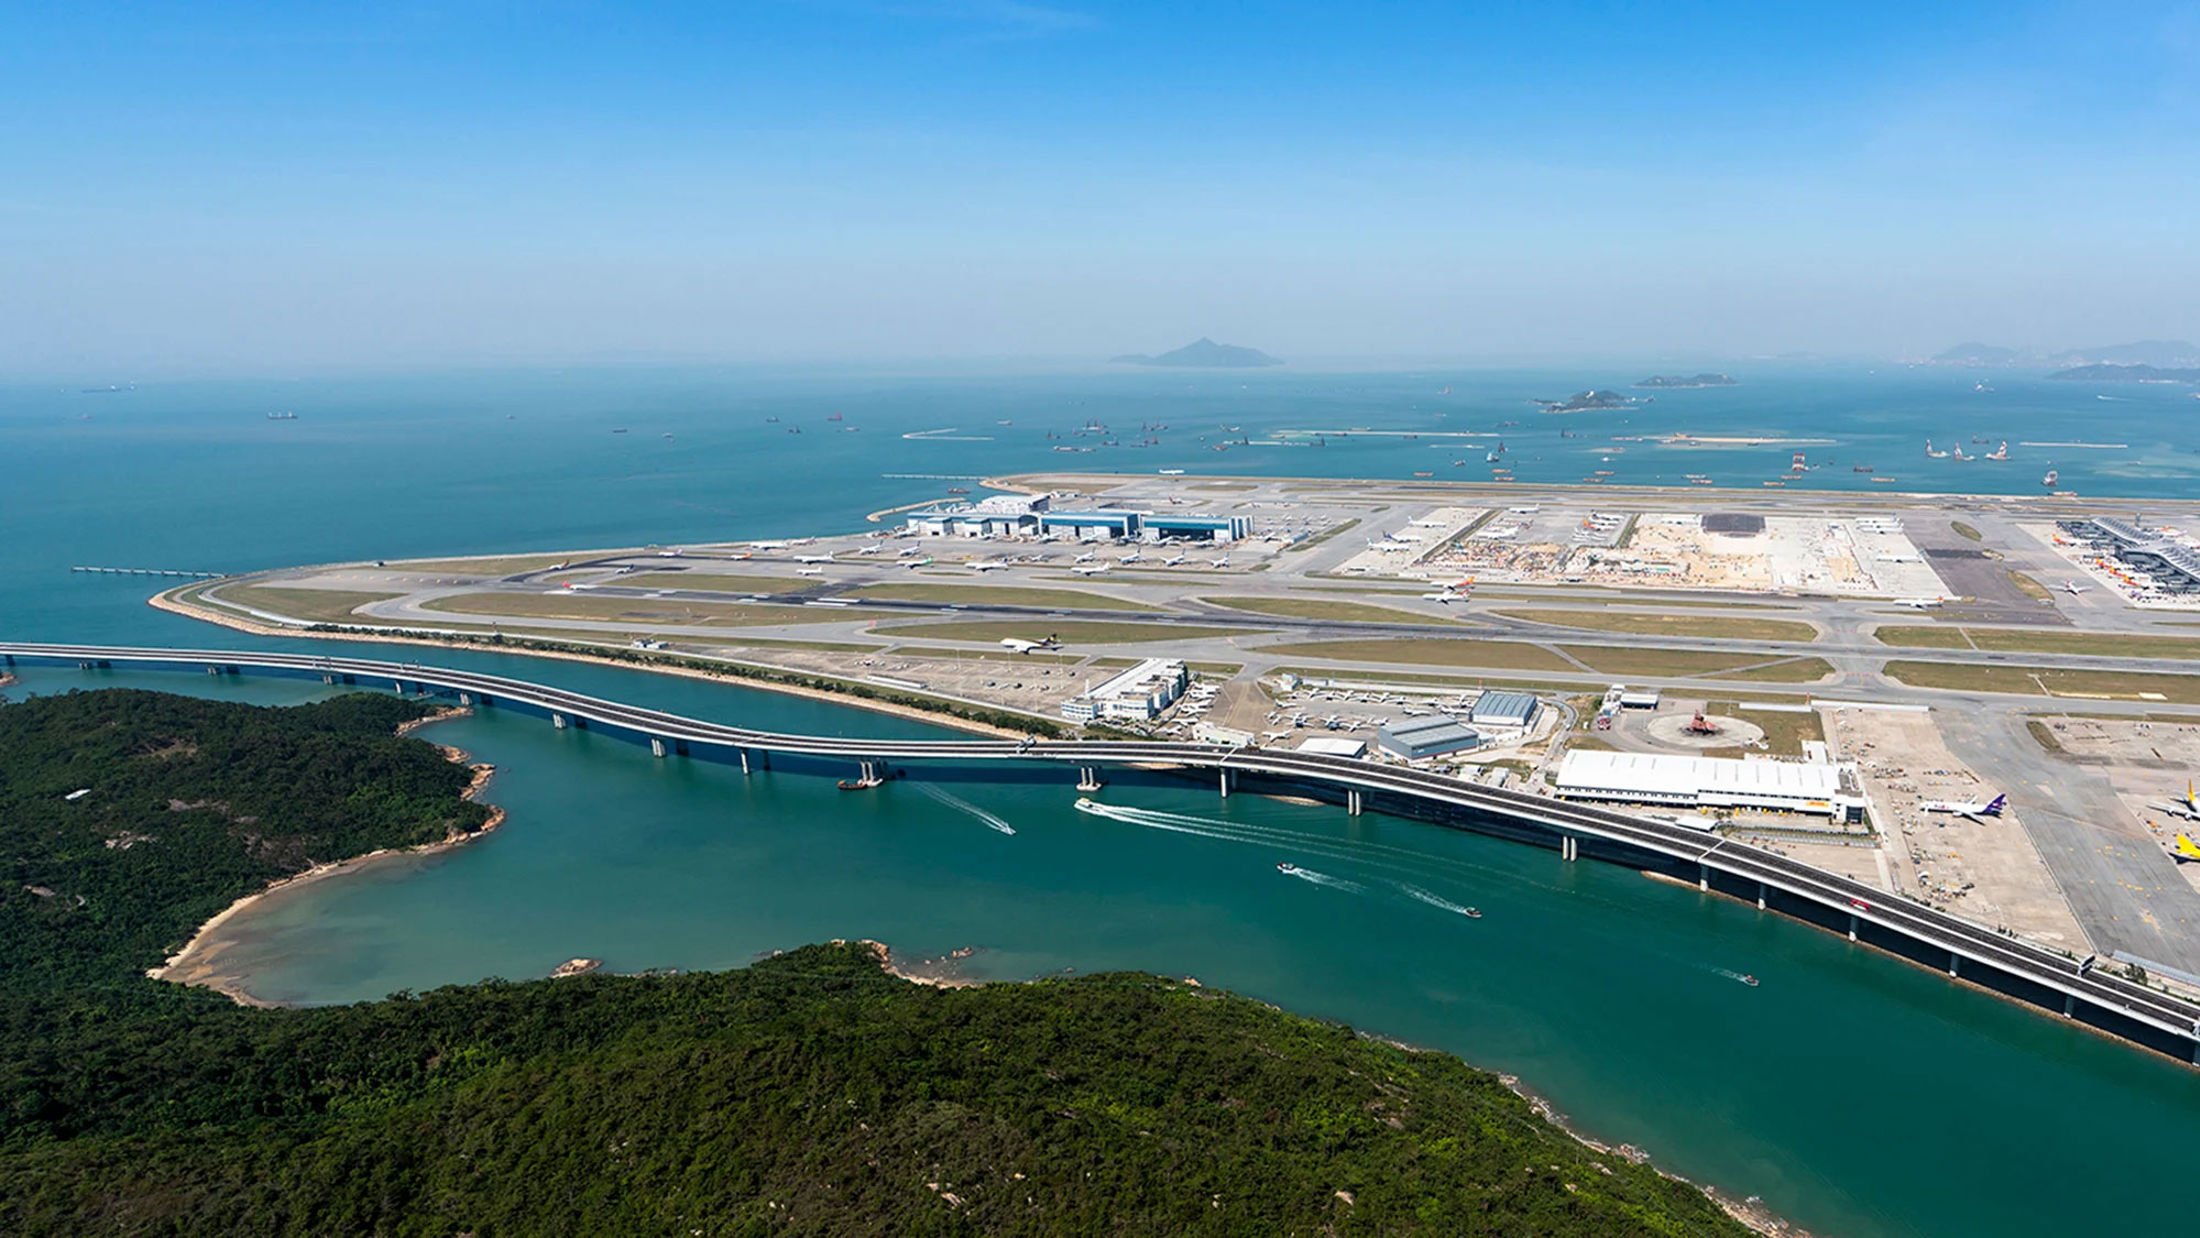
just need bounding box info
[8,641,2198,1065]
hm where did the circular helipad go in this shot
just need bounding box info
[1642,712,1764,750]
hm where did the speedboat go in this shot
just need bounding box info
[1740,974,1759,987]
[1463,907,1483,919]
[1276,862,1304,875]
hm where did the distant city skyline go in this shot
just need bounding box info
[3,1,2196,375]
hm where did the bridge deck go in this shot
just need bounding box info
[7,641,2195,1055]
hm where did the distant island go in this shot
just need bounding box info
[2046,363,2200,383]
[1111,337,1283,368]
[1634,373,1737,389]
[1931,339,2200,368]
[1535,388,1636,413]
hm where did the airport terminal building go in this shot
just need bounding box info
[1553,750,1868,822]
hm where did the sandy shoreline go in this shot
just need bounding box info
[150,734,504,1007]
[151,586,1026,740]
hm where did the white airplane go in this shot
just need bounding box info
[1209,555,1230,568]
[2151,781,2200,822]
[1421,591,1460,603]
[1921,793,2006,820]
[1164,554,1186,567]
[796,566,826,577]
[896,547,925,557]
[1071,563,1112,575]
[2061,581,2087,595]
[1074,551,1097,563]
[1895,597,1943,610]
[794,554,833,564]
[1121,552,1143,564]
[968,561,1007,572]
[903,557,932,569]
[750,540,791,550]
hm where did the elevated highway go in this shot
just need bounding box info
[9,640,2198,1063]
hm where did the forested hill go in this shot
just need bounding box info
[0,688,1749,1236]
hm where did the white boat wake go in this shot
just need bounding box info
[1398,883,1478,918]
[1282,866,1363,893]
[918,783,1016,834]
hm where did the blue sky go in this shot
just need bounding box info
[3,1,2195,372]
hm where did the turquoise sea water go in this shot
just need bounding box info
[6,363,2200,1237]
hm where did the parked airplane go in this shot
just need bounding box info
[1071,563,1112,575]
[795,566,826,577]
[1121,552,1142,564]
[2152,781,2200,822]
[1209,556,1230,568]
[2171,833,2200,864]
[1921,793,2006,820]
[903,558,932,569]
[998,636,1060,654]
[1164,554,1186,566]
[1074,551,1097,563]
[794,554,833,564]
[896,546,925,557]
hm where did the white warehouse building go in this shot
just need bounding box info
[1060,658,1189,723]
[1553,750,1867,822]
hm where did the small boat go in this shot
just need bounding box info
[826,412,844,422]
[1852,464,1874,473]
[1463,907,1483,919]
[1412,470,1434,478]
[946,486,970,495]
[611,428,628,434]
[2042,469,2059,487]
[837,777,882,791]
[1740,974,1759,987]
[1276,862,1304,875]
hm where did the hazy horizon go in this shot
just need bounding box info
[5,2,2196,376]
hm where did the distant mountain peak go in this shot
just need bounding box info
[1111,338,1283,368]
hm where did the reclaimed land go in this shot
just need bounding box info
[880,618,1250,644]
[1495,608,1820,644]
[417,590,889,627]
[1885,660,2200,704]
[212,584,403,624]
[0,689,1750,1237]
[850,582,1160,611]
[1876,625,2200,661]
[1203,595,1450,624]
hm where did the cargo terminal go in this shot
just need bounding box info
[1552,750,1869,823]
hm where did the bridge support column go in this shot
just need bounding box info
[553,713,567,729]
[1347,789,1362,816]
[1848,914,1858,942]
[393,679,405,694]
[1698,863,1709,892]
[78,661,91,671]
[458,692,471,706]
[321,673,335,685]
[1076,767,1103,792]
[739,749,751,776]
[650,738,667,758]
[208,665,222,676]
[1219,769,1234,798]
[2063,994,2075,1018]
[1559,836,1577,862]
[860,760,878,783]
[1757,883,1767,911]
[1949,953,1961,978]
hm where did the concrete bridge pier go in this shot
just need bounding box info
[1849,914,1859,942]
[2064,994,2076,1018]
[458,692,471,706]
[1698,862,1709,892]
[1949,953,1962,979]
[1559,836,1578,862]
[1076,767,1103,792]
[552,713,567,730]
[321,673,336,685]
[1758,882,1768,911]
[1218,768,1236,798]
[859,759,882,783]
[650,738,667,758]
[738,749,751,775]
[1347,789,1363,816]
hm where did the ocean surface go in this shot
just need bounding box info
[5,362,2200,1237]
